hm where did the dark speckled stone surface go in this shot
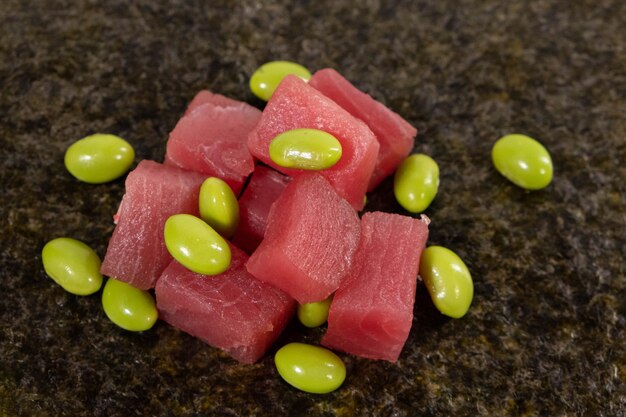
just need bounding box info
[1,1,625,415]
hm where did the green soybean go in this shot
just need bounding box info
[41,237,103,295]
[420,246,473,318]
[269,128,342,170]
[297,296,332,328]
[199,177,240,238]
[250,61,312,101]
[275,343,346,394]
[394,154,439,213]
[64,133,135,184]
[491,134,553,190]
[102,278,157,331]
[164,214,231,275]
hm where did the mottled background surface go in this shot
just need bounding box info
[1,0,625,416]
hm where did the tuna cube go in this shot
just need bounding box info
[246,173,361,304]
[309,68,417,191]
[155,245,295,364]
[184,90,247,116]
[165,95,261,195]
[231,165,291,254]
[101,160,206,289]
[322,212,429,362]
[247,75,379,210]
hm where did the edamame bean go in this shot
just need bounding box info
[102,278,157,331]
[64,133,135,184]
[394,154,439,213]
[297,296,332,328]
[491,134,553,190]
[250,61,312,101]
[41,237,103,295]
[199,177,240,238]
[269,128,342,170]
[164,214,231,275]
[275,343,346,394]
[420,246,473,318]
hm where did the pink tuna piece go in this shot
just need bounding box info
[247,75,379,210]
[322,212,429,362]
[309,69,417,191]
[184,90,246,116]
[155,244,295,364]
[165,98,261,195]
[101,160,206,290]
[231,165,291,254]
[246,173,361,304]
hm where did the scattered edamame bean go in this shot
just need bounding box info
[199,177,240,238]
[275,343,346,394]
[41,237,103,295]
[102,278,157,331]
[394,154,439,213]
[491,134,553,190]
[419,246,473,318]
[249,61,312,101]
[64,133,135,184]
[297,296,333,328]
[269,128,342,170]
[164,214,231,275]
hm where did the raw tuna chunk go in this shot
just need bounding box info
[231,165,291,254]
[101,160,206,289]
[322,212,429,362]
[247,75,379,210]
[155,244,295,364]
[165,98,261,195]
[309,69,417,191]
[246,173,360,304]
[184,90,245,116]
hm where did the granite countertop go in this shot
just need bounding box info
[1,1,625,415]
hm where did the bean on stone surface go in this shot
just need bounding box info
[491,134,553,190]
[420,246,473,319]
[102,278,157,332]
[41,237,103,296]
[64,133,134,184]
[275,343,346,394]
[297,296,333,328]
[394,154,439,213]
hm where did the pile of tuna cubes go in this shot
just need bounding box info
[101,68,428,364]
